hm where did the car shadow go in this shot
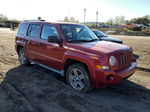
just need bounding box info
[1,65,150,112]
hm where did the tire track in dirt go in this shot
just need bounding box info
[1,82,38,112]
[0,57,18,65]
[1,63,150,112]
[3,65,109,112]
[136,66,150,72]
[110,85,150,103]
[0,72,4,78]
[0,73,4,82]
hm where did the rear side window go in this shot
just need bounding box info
[41,25,58,40]
[28,24,40,38]
[17,23,28,36]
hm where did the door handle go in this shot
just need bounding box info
[38,43,44,46]
[26,40,30,44]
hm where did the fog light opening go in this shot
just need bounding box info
[106,75,114,81]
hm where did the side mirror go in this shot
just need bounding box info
[48,36,61,43]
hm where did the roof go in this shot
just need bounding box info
[21,20,83,25]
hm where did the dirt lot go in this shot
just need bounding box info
[112,35,150,69]
[0,28,150,112]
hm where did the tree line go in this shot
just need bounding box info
[106,15,150,26]
[0,14,20,28]
[0,13,150,28]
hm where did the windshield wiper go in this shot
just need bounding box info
[68,39,88,43]
[85,39,99,42]
[68,39,98,43]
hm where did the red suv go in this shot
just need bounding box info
[15,21,137,92]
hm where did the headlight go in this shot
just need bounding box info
[109,56,116,66]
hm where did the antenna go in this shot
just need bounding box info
[84,8,86,24]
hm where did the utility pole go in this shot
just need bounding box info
[68,8,71,18]
[84,8,86,24]
[96,11,98,27]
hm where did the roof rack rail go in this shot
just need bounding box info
[24,19,45,22]
[24,17,46,22]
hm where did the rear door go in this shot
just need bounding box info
[16,23,29,54]
[26,23,42,62]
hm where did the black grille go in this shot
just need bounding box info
[117,51,132,69]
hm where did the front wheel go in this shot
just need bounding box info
[18,48,30,66]
[66,63,93,92]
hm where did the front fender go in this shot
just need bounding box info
[62,50,99,86]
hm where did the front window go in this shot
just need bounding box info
[41,25,58,40]
[61,24,99,42]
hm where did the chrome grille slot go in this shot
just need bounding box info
[118,56,121,67]
[117,51,132,69]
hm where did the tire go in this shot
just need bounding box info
[66,63,93,92]
[18,48,30,66]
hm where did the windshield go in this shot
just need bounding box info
[61,24,99,42]
[93,30,107,37]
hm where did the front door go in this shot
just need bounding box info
[37,24,65,71]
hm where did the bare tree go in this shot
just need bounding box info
[0,14,8,21]
[63,16,79,23]
[114,16,125,25]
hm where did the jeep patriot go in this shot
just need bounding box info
[15,21,137,92]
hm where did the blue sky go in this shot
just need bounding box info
[0,0,149,22]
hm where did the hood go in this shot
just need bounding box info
[68,41,130,55]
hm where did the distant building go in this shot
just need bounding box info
[0,20,20,28]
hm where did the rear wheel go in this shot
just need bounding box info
[66,63,93,92]
[18,48,30,66]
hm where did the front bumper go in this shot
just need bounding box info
[92,62,137,88]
